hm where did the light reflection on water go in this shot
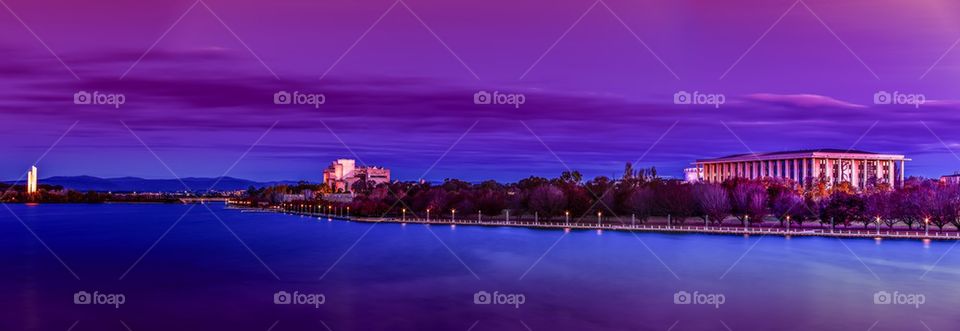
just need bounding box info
[1,204,958,331]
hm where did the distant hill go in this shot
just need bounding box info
[5,176,300,192]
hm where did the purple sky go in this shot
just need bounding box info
[2,0,960,182]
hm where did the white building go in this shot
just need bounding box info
[694,149,909,188]
[941,173,960,185]
[27,166,38,193]
[683,167,703,183]
[322,159,391,192]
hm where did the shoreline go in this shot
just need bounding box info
[229,205,960,241]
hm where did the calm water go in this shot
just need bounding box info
[2,204,959,331]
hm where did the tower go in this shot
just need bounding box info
[27,166,38,194]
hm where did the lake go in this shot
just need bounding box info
[2,203,958,330]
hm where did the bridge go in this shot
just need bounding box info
[179,197,231,204]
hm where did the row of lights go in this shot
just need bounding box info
[248,201,943,242]
[263,201,941,233]
[279,204,601,225]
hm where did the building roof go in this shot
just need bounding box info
[696,149,908,163]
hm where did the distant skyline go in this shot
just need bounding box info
[3,0,960,181]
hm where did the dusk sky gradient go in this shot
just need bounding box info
[3,0,960,182]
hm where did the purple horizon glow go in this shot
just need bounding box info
[2,0,960,182]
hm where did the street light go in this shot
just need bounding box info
[451,209,456,222]
[426,209,431,222]
[875,216,881,235]
[597,211,602,227]
[402,208,406,222]
[925,218,930,237]
[786,215,791,232]
[565,211,570,225]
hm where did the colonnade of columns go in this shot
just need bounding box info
[698,158,905,188]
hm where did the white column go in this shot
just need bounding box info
[851,159,860,188]
[888,160,895,186]
[838,159,843,183]
[812,158,820,181]
[826,159,834,185]
[802,158,808,184]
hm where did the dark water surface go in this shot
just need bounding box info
[2,204,959,330]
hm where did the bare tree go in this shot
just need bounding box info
[623,187,655,223]
[927,182,959,232]
[655,182,695,224]
[865,191,895,229]
[528,184,567,220]
[694,183,730,225]
[771,190,803,227]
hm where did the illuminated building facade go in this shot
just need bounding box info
[683,167,703,183]
[322,159,391,192]
[694,149,908,188]
[942,173,960,185]
[27,166,38,193]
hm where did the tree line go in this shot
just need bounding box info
[253,163,960,232]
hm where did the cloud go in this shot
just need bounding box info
[3,48,960,180]
[743,93,867,109]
